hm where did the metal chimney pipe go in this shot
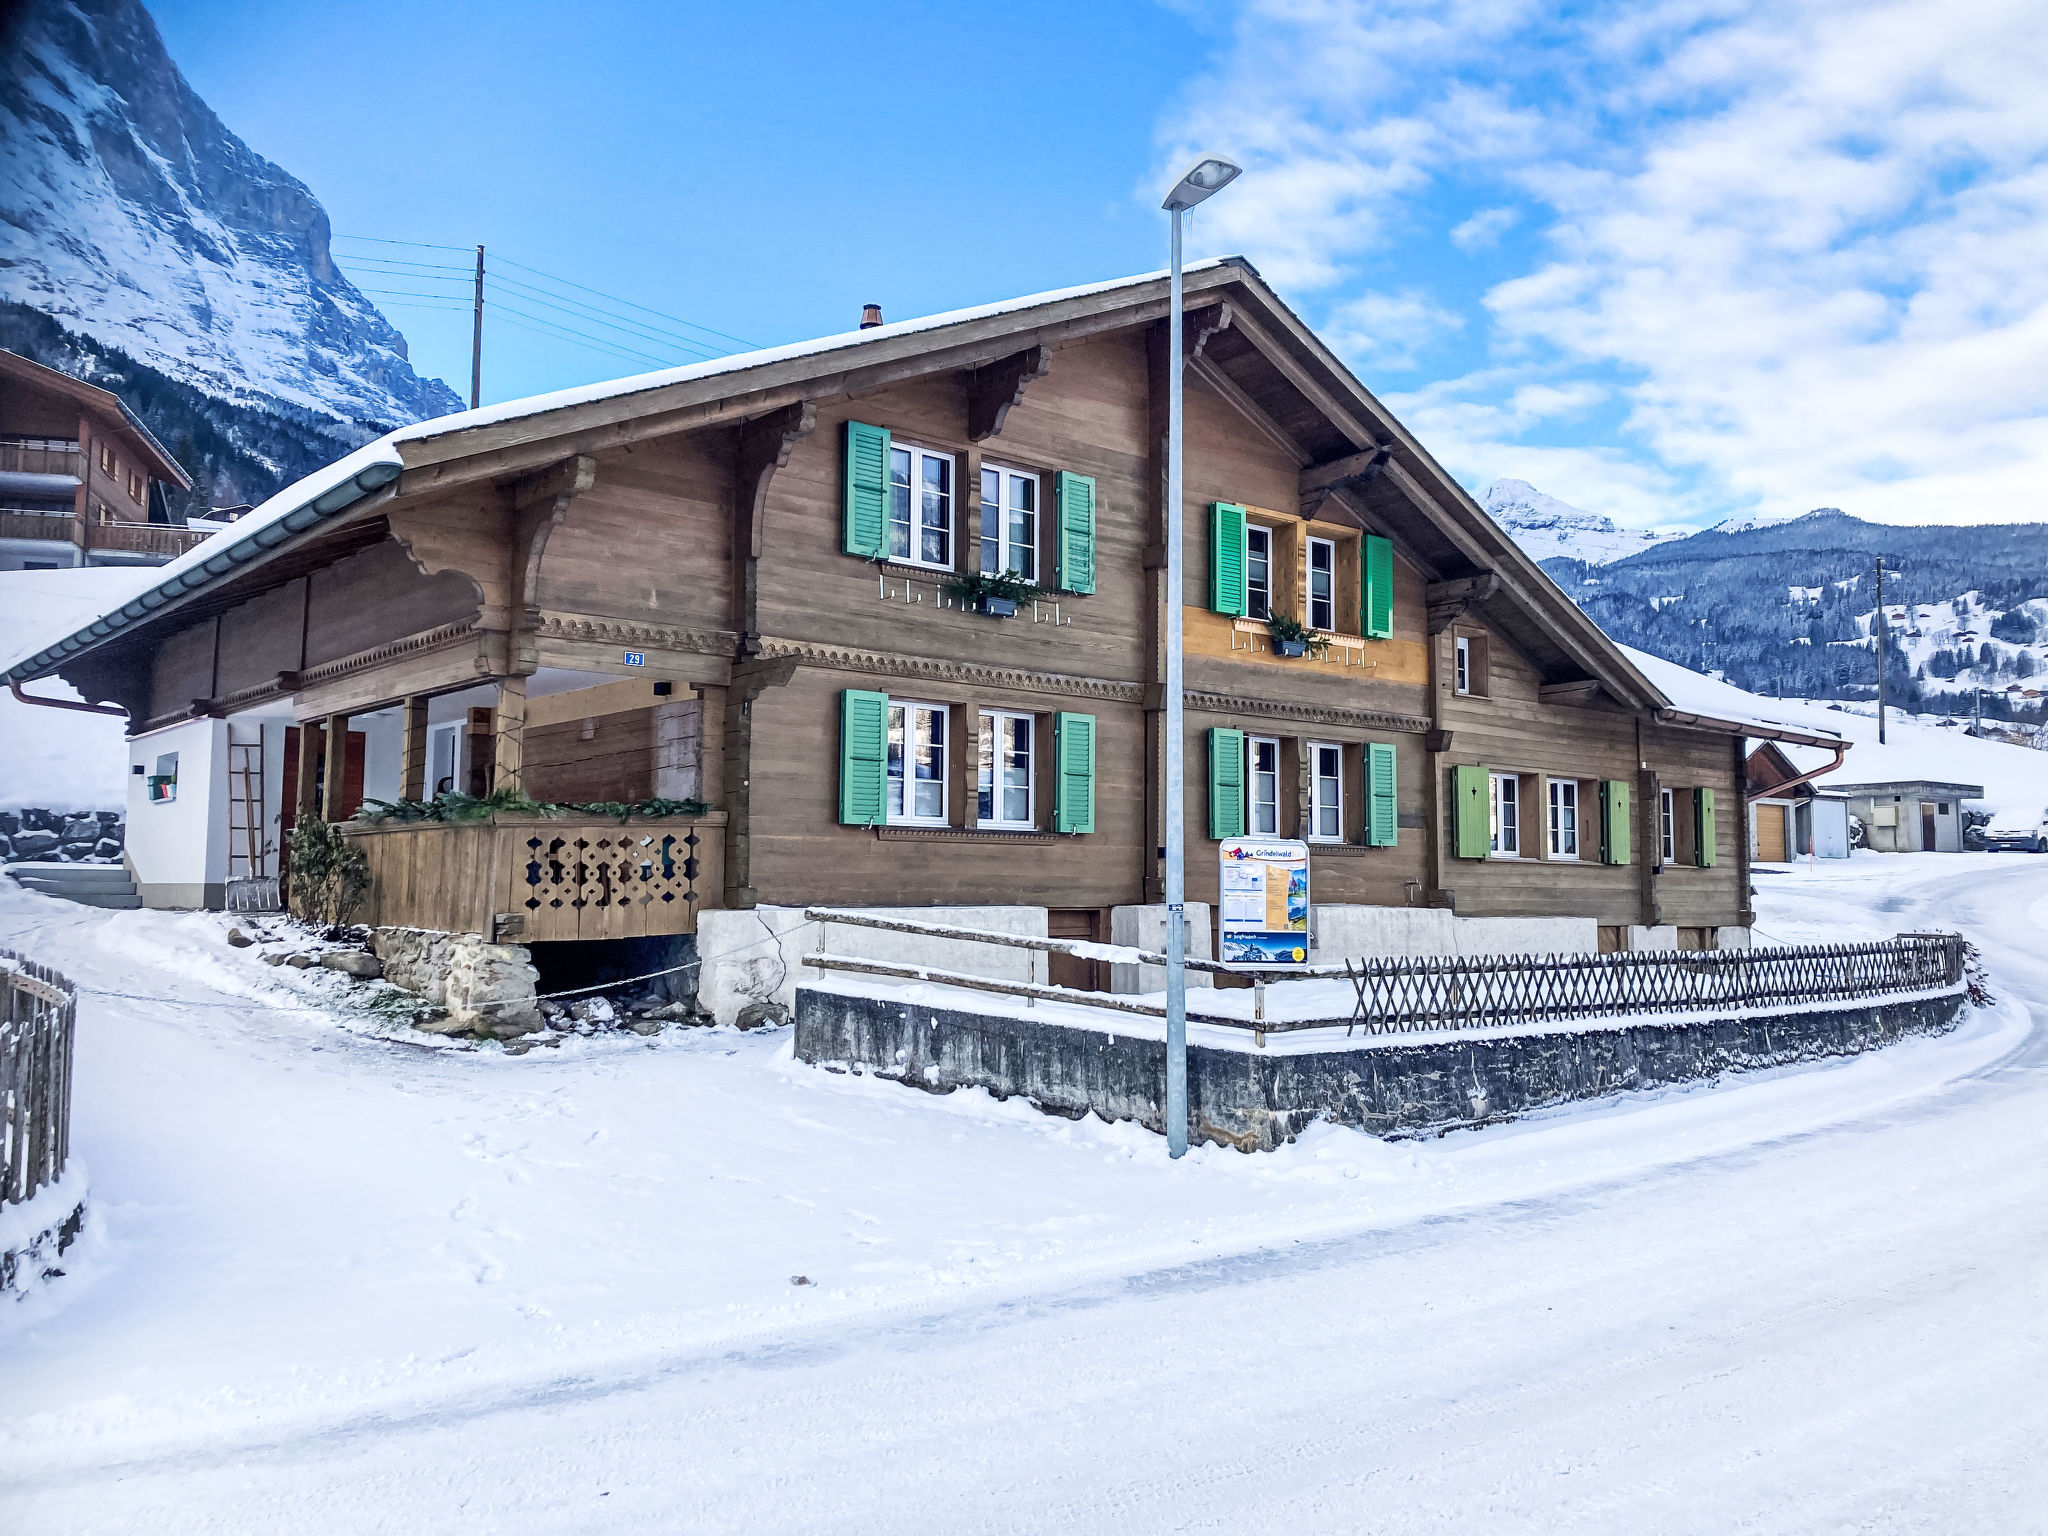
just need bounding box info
[860,304,883,329]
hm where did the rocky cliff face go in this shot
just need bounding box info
[0,0,461,434]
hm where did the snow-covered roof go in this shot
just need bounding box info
[1622,646,1847,747]
[3,260,1243,685]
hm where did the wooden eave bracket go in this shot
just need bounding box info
[1300,443,1392,519]
[966,344,1051,441]
[1425,573,1500,635]
[507,453,599,648]
[738,401,818,557]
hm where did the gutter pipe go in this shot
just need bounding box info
[2,459,402,688]
[9,680,125,717]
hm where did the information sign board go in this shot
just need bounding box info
[1217,837,1311,965]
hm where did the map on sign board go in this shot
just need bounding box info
[1218,838,1310,965]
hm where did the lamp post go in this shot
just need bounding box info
[1161,153,1241,1159]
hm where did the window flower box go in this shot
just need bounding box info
[948,570,1042,620]
[1265,613,1328,660]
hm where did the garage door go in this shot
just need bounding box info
[1755,802,1788,862]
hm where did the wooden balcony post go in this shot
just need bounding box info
[400,695,429,801]
[493,678,527,793]
[295,718,322,826]
[320,712,352,822]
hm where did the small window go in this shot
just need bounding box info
[1491,772,1520,856]
[128,472,144,503]
[888,444,952,569]
[1245,525,1273,621]
[1248,735,1281,835]
[978,466,1037,583]
[1661,787,1676,863]
[1937,801,1951,815]
[1455,635,1472,695]
[1549,779,1579,858]
[1307,537,1336,632]
[100,443,116,474]
[977,711,1034,827]
[1309,741,1343,841]
[887,700,949,823]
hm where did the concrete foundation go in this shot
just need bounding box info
[696,905,1051,1027]
[372,926,542,1036]
[794,986,1970,1151]
[1108,904,1214,993]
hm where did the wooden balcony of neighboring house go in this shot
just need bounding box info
[342,811,728,944]
[0,508,86,546]
[0,438,82,477]
[84,517,214,561]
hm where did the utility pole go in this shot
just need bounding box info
[1873,555,1888,745]
[470,244,485,410]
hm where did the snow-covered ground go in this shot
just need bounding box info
[2,850,2046,1530]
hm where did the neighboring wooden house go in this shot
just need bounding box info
[3,259,1842,1016]
[0,350,205,568]
[1745,740,1851,861]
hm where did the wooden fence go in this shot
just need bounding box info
[1,949,75,1207]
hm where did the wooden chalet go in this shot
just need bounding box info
[4,258,1841,1004]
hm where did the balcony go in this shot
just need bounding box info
[85,519,213,561]
[0,509,84,546]
[0,439,81,477]
[342,812,727,943]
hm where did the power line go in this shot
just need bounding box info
[332,233,474,253]
[484,275,725,359]
[488,308,685,369]
[489,252,754,350]
[350,285,692,365]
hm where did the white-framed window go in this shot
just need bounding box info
[979,465,1037,582]
[428,720,462,798]
[1491,771,1520,856]
[1549,778,1579,858]
[1455,635,1472,695]
[1307,537,1336,632]
[977,710,1034,827]
[887,700,949,824]
[888,443,953,569]
[1248,735,1281,835]
[1309,741,1343,841]
[1246,525,1273,621]
[1661,787,1676,863]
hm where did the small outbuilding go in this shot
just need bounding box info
[1827,781,1985,853]
[1744,740,1852,862]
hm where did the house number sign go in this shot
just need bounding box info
[622,651,645,667]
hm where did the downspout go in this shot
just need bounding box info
[10,680,125,717]
[1755,742,1849,798]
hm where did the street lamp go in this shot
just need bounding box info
[1161,153,1241,1159]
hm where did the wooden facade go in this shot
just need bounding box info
[18,259,1821,945]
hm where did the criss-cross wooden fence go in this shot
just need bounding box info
[1332,933,1964,1038]
[1,948,75,1206]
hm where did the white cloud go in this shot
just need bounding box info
[1451,205,1518,249]
[1154,0,2048,528]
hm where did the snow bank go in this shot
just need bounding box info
[0,568,156,807]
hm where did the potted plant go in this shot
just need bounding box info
[1266,612,1328,659]
[948,568,1043,618]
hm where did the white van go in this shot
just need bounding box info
[1984,806,2048,853]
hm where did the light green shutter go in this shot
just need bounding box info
[1055,472,1097,594]
[1363,533,1394,639]
[1211,503,1247,616]
[1367,742,1398,847]
[1695,786,1717,867]
[838,689,889,824]
[1600,779,1632,865]
[1453,763,1491,859]
[1053,712,1096,832]
[843,421,889,557]
[1208,728,1245,840]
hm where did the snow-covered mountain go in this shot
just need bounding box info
[0,0,460,433]
[1483,479,1686,565]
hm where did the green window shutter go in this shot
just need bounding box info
[1052,712,1096,832]
[1208,728,1245,840]
[1363,533,1395,639]
[1367,742,1398,847]
[1453,763,1491,859]
[1056,472,1096,594]
[1211,503,1247,616]
[838,689,889,825]
[1600,779,1632,865]
[842,421,889,557]
[1694,786,1717,867]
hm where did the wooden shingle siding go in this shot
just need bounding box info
[523,707,655,804]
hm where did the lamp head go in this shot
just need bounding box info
[1162,154,1242,212]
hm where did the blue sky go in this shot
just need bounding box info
[152,0,2048,531]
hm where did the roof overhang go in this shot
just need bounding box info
[1660,708,1848,749]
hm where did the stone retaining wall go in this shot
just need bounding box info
[794,986,1970,1150]
[0,808,123,865]
[371,926,541,1037]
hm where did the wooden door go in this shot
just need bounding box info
[1755,802,1788,863]
[1920,803,1938,850]
[1047,908,1103,993]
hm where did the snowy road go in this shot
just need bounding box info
[4,856,2048,1531]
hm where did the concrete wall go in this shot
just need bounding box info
[1109,904,1214,992]
[1309,906,1599,961]
[125,716,228,907]
[794,986,1969,1150]
[696,904,1051,1026]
